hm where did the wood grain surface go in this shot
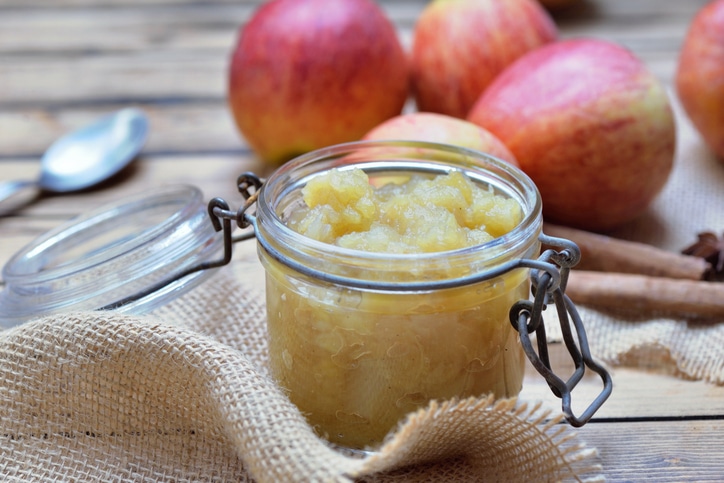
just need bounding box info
[1,1,723,480]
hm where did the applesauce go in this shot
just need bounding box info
[254,141,542,449]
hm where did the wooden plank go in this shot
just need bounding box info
[0,4,250,53]
[0,105,246,158]
[0,52,228,106]
[576,420,724,482]
[521,358,724,420]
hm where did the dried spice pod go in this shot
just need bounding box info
[681,232,724,281]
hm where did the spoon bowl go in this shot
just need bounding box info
[0,108,149,204]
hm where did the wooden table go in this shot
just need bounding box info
[1,0,723,480]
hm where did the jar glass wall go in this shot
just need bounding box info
[254,141,543,449]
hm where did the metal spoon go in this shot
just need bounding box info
[0,108,149,204]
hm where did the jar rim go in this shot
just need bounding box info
[255,140,543,284]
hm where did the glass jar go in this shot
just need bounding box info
[253,141,543,449]
[0,185,223,327]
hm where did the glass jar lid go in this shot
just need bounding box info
[0,185,223,328]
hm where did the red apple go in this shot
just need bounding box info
[676,0,724,159]
[228,0,410,166]
[410,0,557,119]
[468,38,676,232]
[362,112,518,166]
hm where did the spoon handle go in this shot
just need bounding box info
[0,180,37,205]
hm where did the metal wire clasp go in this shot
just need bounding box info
[206,172,263,244]
[510,233,612,427]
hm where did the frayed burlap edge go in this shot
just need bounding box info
[353,396,603,482]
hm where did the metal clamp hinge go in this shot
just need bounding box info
[510,233,613,427]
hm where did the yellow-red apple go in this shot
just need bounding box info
[362,112,518,166]
[410,0,557,119]
[468,38,676,232]
[676,0,724,159]
[228,0,410,166]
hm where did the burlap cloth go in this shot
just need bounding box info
[1,99,722,482]
[0,246,603,482]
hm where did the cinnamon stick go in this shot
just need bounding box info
[543,223,710,281]
[566,270,724,318]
